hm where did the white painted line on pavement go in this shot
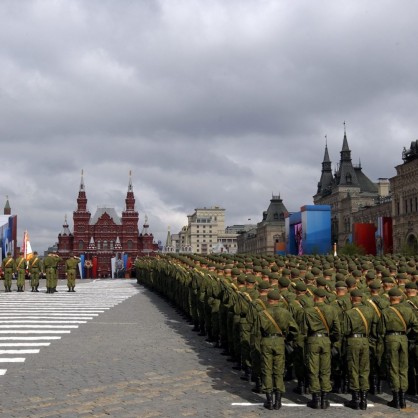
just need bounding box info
[0,343,50,347]
[0,369,6,375]
[0,330,71,334]
[0,337,61,340]
[231,402,374,407]
[0,325,78,328]
[0,349,40,354]
[0,321,87,324]
[0,358,25,363]
[0,316,94,319]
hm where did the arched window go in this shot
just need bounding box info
[78,240,84,250]
[103,240,108,250]
[97,241,101,250]
[127,240,133,250]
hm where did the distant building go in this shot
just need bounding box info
[57,172,158,278]
[391,140,418,253]
[167,206,238,254]
[237,195,288,255]
[314,128,381,248]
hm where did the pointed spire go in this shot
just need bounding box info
[62,214,71,235]
[128,170,133,192]
[342,122,350,152]
[165,226,172,248]
[4,195,11,215]
[142,215,149,235]
[80,169,85,191]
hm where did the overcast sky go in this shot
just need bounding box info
[0,0,417,252]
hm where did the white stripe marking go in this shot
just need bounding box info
[0,349,40,354]
[0,369,6,375]
[0,337,61,340]
[0,358,25,363]
[0,343,50,347]
[0,331,70,334]
[231,402,375,407]
[0,325,78,329]
[0,321,86,324]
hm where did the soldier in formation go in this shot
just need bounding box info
[28,251,43,292]
[135,252,418,410]
[1,251,15,292]
[65,253,80,292]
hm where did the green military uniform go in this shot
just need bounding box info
[342,289,378,410]
[28,252,43,292]
[301,288,341,409]
[15,252,27,292]
[254,289,298,410]
[2,252,15,292]
[44,252,62,293]
[404,282,418,395]
[378,287,418,409]
[288,281,313,394]
[65,255,80,292]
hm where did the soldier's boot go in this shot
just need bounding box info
[273,391,282,410]
[36,286,39,292]
[359,390,368,410]
[263,392,273,410]
[321,391,330,409]
[72,287,76,292]
[293,379,305,394]
[307,393,321,409]
[67,288,71,292]
[31,287,34,292]
[344,390,360,410]
[387,391,400,409]
[251,377,262,394]
[53,287,58,292]
[399,391,406,409]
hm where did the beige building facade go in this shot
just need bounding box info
[237,195,287,254]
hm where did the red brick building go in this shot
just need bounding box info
[57,172,158,278]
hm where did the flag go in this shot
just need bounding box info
[23,231,33,260]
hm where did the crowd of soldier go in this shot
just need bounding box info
[135,253,418,411]
[1,251,80,293]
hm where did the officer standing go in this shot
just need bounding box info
[65,253,80,292]
[1,251,15,292]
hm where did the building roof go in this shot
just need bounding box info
[89,207,122,225]
[261,195,287,224]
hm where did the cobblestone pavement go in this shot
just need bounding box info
[0,279,416,417]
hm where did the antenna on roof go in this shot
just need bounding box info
[325,134,327,146]
[343,120,346,135]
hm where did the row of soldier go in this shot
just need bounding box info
[135,253,418,411]
[1,251,81,293]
